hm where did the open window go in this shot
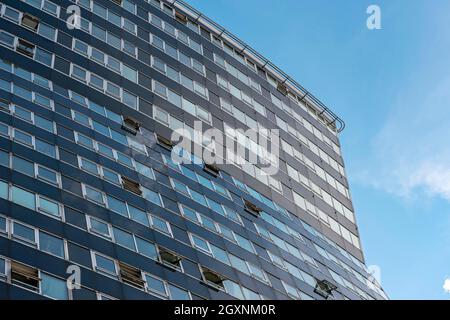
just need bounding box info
[201,267,225,290]
[158,247,182,270]
[11,261,40,292]
[122,117,140,135]
[203,163,220,177]
[244,199,262,217]
[111,0,123,5]
[175,11,188,24]
[121,176,142,196]
[0,98,9,111]
[156,134,173,151]
[21,14,40,31]
[314,279,337,299]
[277,83,288,96]
[119,262,145,289]
[16,39,35,57]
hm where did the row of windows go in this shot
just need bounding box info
[1,26,347,216]
[66,0,342,166]
[159,144,373,287]
[0,127,379,299]
[75,0,203,55]
[1,97,367,292]
[0,38,382,298]
[286,162,353,220]
[150,104,360,249]
[276,114,345,176]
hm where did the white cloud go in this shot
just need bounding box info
[356,76,450,202]
[443,278,450,293]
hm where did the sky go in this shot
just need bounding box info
[185,0,450,299]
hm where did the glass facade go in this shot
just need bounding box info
[0,0,386,300]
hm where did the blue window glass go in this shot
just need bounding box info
[117,152,133,167]
[103,168,120,184]
[95,254,116,275]
[39,232,64,257]
[200,215,216,232]
[35,48,53,66]
[0,150,8,167]
[181,206,198,222]
[113,227,136,251]
[98,143,114,158]
[41,273,68,300]
[14,130,33,145]
[38,197,60,216]
[143,188,162,206]
[145,274,167,296]
[208,199,225,216]
[11,186,35,210]
[13,222,35,243]
[106,196,128,217]
[210,244,230,265]
[189,189,207,206]
[128,206,149,226]
[135,237,157,259]
[35,139,56,157]
[85,186,104,205]
[35,115,53,132]
[0,181,8,199]
[168,284,190,300]
[12,156,34,176]
[151,216,170,235]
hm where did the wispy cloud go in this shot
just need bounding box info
[356,76,450,202]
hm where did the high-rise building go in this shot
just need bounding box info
[0,0,387,300]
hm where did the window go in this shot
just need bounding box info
[22,14,39,31]
[37,196,60,217]
[12,221,36,245]
[128,206,149,226]
[11,261,39,291]
[39,232,64,258]
[168,284,190,300]
[13,130,33,146]
[12,156,34,176]
[158,247,182,270]
[35,139,56,157]
[190,234,211,255]
[80,158,99,175]
[11,186,36,210]
[136,237,157,259]
[42,0,59,16]
[113,227,135,251]
[94,253,117,277]
[0,180,8,199]
[84,186,105,205]
[0,31,15,48]
[122,177,142,196]
[35,115,54,132]
[201,267,225,289]
[88,216,111,238]
[35,48,53,66]
[4,7,20,22]
[37,165,58,185]
[119,262,144,289]
[72,65,87,82]
[151,215,171,235]
[145,274,167,296]
[0,257,5,279]
[41,273,68,300]
[38,23,56,40]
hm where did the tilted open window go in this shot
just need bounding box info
[244,199,262,217]
[203,163,220,177]
[121,176,142,196]
[11,261,40,292]
[122,117,140,135]
[111,0,123,5]
[119,262,145,289]
[175,11,188,24]
[16,39,35,57]
[158,247,182,270]
[21,14,40,31]
[277,83,288,96]
[314,279,337,299]
[201,267,225,290]
[156,134,173,150]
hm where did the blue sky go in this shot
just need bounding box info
[185,0,450,299]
